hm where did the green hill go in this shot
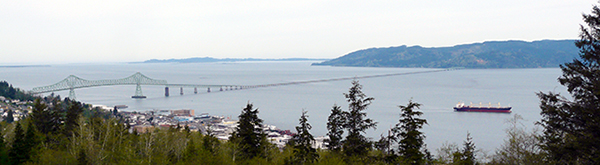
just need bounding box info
[312,40,579,68]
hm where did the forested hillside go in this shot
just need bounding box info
[313,40,578,68]
[0,81,35,101]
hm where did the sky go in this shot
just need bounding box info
[0,0,597,64]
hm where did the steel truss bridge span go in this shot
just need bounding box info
[30,72,242,100]
[30,69,452,100]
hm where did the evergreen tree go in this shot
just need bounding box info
[30,98,60,135]
[23,121,41,163]
[325,104,345,152]
[374,130,395,162]
[290,110,318,164]
[7,85,16,100]
[0,125,7,165]
[4,109,14,123]
[112,106,118,116]
[63,100,83,137]
[183,138,198,162]
[342,80,377,157]
[230,103,267,161]
[0,82,35,101]
[0,81,7,97]
[392,100,428,164]
[202,124,219,154]
[8,122,27,165]
[453,132,476,165]
[537,3,600,164]
[184,125,191,134]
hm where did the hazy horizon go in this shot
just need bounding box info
[1,0,595,64]
[0,38,578,66]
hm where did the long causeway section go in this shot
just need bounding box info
[30,69,451,100]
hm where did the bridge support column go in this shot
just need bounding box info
[194,87,198,94]
[165,87,169,97]
[132,84,147,99]
[68,88,76,100]
[180,87,184,95]
[207,87,211,93]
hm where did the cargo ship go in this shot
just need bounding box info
[454,102,511,113]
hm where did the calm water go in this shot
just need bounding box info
[0,62,566,152]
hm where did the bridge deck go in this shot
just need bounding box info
[30,69,451,99]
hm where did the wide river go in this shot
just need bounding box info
[1,61,566,153]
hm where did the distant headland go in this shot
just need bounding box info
[136,57,330,64]
[0,65,50,68]
[312,39,579,68]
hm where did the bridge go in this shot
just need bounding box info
[30,72,244,100]
[30,69,451,100]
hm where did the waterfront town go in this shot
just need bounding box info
[0,96,327,150]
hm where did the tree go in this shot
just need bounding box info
[229,103,267,161]
[63,100,83,137]
[536,3,600,164]
[392,100,428,164]
[202,124,219,154]
[7,85,16,100]
[374,130,396,163]
[4,109,14,123]
[24,121,41,152]
[435,142,460,164]
[30,98,60,135]
[452,132,476,165]
[9,122,27,165]
[374,132,393,155]
[342,80,378,157]
[183,138,198,162]
[290,110,318,164]
[490,114,544,164]
[325,104,345,152]
[0,125,8,165]
[0,82,35,101]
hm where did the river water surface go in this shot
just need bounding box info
[0,61,566,152]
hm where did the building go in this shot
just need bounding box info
[171,109,194,116]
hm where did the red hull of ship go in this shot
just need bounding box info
[454,107,511,113]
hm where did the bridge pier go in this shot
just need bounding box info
[165,87,169,97]
[207,87,211,93]
[194,87,197,94]
[180,87,183,95]
[132,83,147,99]
[68,88,76,100]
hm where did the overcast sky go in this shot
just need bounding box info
[1,0,596,64]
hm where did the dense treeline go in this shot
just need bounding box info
[0,81,36,101]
